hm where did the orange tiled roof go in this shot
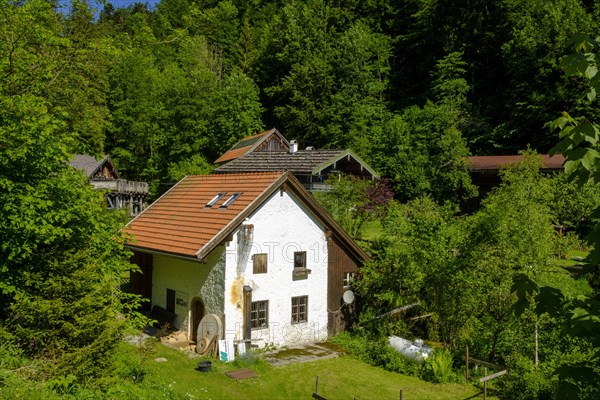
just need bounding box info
[215,129,275,164]
[124,172,285,257]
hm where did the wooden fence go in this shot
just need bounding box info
[463,346,509,399]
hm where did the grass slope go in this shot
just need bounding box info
[112,342,493,400]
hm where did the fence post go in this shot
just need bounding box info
[465,346,469,382]
[399,389,403,400]
[483,368,487,400]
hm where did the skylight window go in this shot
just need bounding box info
[206,193,225,207]
[221,192,242,208]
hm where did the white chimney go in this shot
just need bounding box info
[289,140,298,154]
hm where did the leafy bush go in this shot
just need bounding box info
[331,332,419,376]
[554,231,584,260]
[0,336,26,371]
[47,374,79,396]
[495,354,555,400]
[420,349,456,383]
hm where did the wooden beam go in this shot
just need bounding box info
[409,313,432,320]
[461,356,503,371]
[484,368,487,400]
[465,346,469,382]
[361,303,419,324]
[243,286,252,341]
[480,369,508,383]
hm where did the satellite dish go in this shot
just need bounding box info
[342,290,355,305]
[196,314,223,345]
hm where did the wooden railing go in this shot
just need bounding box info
[305,182,333,192]
[90,179,149,195]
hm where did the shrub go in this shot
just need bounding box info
[47,374,79,396]
[496,354,555,400]
[420,349,456,383]
[554,231,584,260]
[331,332,419,376]
[0,337,26,371]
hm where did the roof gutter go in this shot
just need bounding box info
[126,245,205,263]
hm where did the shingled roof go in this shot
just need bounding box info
[469,154,565,172]
[215,149,379,178]
[215,128,289,164]
[124,172,368,262]
[70,154,117,178]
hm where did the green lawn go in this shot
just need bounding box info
[550,249,590,267]
[109,342,494,400]
[544,249,595,299]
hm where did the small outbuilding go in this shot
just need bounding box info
[124,172,366,347]
[70,154,149,216]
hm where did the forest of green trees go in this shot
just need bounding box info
[4,0,600,198]
[1,0,600,398]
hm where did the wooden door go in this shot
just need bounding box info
[327,236,359,335]
[191,298,205,343]
[130,251,153,312]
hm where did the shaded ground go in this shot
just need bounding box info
[262,343,339,366]
[128,328,344,366]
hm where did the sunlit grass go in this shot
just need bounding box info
[111,341,493,400]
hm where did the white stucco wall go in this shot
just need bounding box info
[151,247,225,337]
[223,189,329,347]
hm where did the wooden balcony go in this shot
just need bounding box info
[304,182,333,192]
[90,179,149,195]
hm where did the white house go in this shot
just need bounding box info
[125,172,366,347]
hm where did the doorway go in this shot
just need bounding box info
[190,297,205,343]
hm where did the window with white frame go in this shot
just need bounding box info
[343,272,355,287]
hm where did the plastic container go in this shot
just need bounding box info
[196,361,212,372]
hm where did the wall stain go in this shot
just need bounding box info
[230,276,244,308]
